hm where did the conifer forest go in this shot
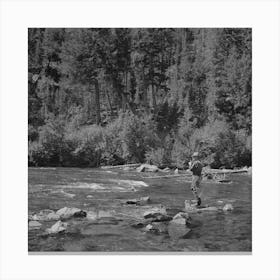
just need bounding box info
[28,28,252,169]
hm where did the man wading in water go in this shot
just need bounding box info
[189,152,203,206]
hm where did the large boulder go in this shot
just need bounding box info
[46,220,68,234]
[56,207,87,219]
[136,164,159,173]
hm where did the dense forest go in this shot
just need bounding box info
[28,28,252,169]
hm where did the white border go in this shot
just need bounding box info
[1,0,280,279]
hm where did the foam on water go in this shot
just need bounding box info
[52,179,148,192]
[108,179,148,188]
[55,182,106,190]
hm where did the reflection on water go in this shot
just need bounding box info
[28,167,251,252]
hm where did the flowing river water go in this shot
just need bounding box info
[28,167,252,253]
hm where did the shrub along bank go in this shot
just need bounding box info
[28,112,251,169]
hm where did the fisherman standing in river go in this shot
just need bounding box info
[189,152,203,206]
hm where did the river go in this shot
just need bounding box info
[28,167,252,252]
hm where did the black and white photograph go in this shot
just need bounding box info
[1,0,280,279]
[28,28,252,253]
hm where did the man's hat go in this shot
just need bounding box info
[192,152,199,158]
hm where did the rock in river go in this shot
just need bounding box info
[184,200,197,212]
[173,212,190,221]
[172,212,191,225]
[136,164,159,173]
[223,203,234,211]
[46,220,68,234]
[184,200,219,213]
[56,207,87,219]
[145,222,168,234]
[196,206,219,212]
[29,221,42,229]
[31,209,60,221]
[126,196,150,206]
[168,220,191,240]
[143,206,166,217]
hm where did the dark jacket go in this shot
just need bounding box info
[190,160,203,176]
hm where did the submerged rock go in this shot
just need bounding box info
[149,214,172,222]
[168,221,191,240]
[126,196,150,206]
[184,200,197,212]
[98,210,115,218]
[196,206,219,212]
[143,206,172,222]
[217,179,232,184]
[145,222,168,234]
[56,207,87,219]
[31,209,60,221]
[171,217,186,225]
[29,221,42,229]
[86,211,98,220]
[130,220,148,228]
[151,222,168,234]
[46,220,68,234]
[223,204,234,211]
[184,200,219,213]
[138,196,150,205]
[126,199,138,204]
[51,189,76,198]
[47,212,61,220]
[143,206,167,219]
[136,164,159,173]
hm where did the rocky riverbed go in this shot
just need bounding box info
[28,167,252,252]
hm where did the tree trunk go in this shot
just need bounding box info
[151,83,156,110]
[94,79,101,125]
[106,90,113,116]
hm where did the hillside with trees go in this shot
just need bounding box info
[28,28,252,169]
